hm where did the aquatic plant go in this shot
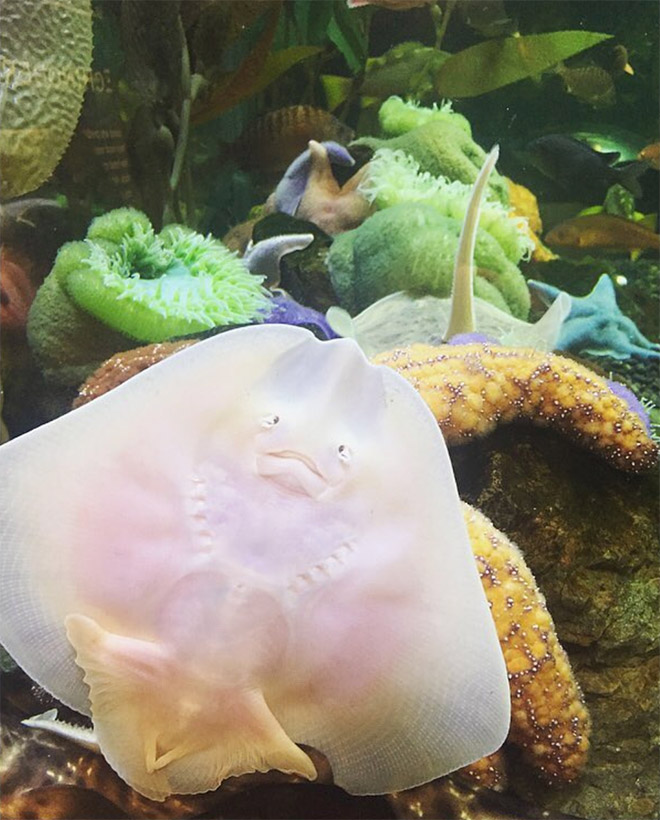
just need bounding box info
[0,0,93,198]
[434,31,613,98]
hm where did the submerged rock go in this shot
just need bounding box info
[451,424,659,820]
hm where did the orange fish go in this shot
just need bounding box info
[638,142,660,170]
[545,213,660,254]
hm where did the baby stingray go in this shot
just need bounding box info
[0,324,509,801]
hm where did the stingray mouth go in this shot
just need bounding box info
[256,450,328,498]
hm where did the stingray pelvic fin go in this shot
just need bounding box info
[65,613,316,801]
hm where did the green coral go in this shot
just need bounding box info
[360,148,533,264]
[327,203,530,317]
[27,207,271,385]
[378,95,471,138]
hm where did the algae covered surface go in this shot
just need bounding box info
[453,425,659,820]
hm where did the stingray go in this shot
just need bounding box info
[0,323,510,801]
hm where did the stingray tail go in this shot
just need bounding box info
[65,614,316,801]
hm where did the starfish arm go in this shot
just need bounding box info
[463,503,591,783]
[373,343,658,471]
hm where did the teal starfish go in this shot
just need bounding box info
[529,274,660,361]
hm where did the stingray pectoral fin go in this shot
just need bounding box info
[65,613,316,801]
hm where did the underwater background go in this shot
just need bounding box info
[1,1,658,818]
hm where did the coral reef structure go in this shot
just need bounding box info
[373,341,657,472]
[0,0,93,198]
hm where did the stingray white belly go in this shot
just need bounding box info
[0,324,510,801]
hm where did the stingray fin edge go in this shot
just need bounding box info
[65,613,316,801]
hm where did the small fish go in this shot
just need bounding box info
[638,142,660,170]
[545,213,660,255]
[457,0,518,38]
[234,106,354,174]
[610,44,634,75]
[554,62,616,108]
[528,134,649,201]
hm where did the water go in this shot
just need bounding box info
[1,1,658,818]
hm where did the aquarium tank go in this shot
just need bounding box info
[0,1,658,819]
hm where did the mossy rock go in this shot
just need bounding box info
[451,424,659,820]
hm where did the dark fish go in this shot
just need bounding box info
[528,134,649,201]
[233,106,354,173]
[457,0,518,38]
[610,44,634,75]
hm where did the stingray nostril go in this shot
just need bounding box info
[337,444,352,463]
[261,414,280,429]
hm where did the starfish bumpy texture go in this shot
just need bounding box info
[373,342,657,472]
[462,504,590,784]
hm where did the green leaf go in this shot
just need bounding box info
[328,1,368,75]
[306,1,335,43]
[435,31,613,98]
[255,45,324,95]
[361,44,450,98]
[321,74,354,110]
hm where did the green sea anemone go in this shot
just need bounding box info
[378,96,471,138]
[62,208,271,342]
[360,148,534,264]
[27,208,271,385]
[351,98,510,205]
[327,202,531,318]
